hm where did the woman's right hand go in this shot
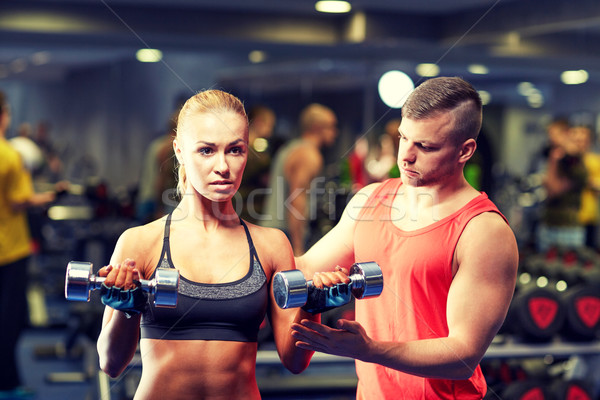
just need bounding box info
[98,259,140,290]
[311,265,351,289]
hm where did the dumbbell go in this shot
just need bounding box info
[273,261,383,309]
[64,261,179,308]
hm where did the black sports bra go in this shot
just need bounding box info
[140,214,268,342]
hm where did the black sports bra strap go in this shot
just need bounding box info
[239,219,256,256]
[164,213,172,240]
[158,213,173,262]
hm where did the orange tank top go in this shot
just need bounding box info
[353,178,506,399]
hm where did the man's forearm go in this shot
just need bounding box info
[365,337,484,380]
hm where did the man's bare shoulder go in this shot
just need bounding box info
[343,182,384,219]
[461,211,517,255]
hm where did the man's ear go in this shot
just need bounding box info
[458,138,477,164]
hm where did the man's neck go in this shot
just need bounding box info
[301,133,321,149]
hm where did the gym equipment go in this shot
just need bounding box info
[560,282,600,341]
[273,261,383,309]
[502,272,566,342]
[501,380,553,400]
[64,261,179,308]
[550,379,594,400]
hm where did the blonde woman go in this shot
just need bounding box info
[96,90,317,399]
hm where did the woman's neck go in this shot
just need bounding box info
[172,195,239,231]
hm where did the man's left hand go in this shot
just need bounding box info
[291,318,372,360]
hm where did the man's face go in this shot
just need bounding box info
[396,114,463,187]
[318,112,338,147]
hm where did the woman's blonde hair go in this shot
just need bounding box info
[175,89,248,198]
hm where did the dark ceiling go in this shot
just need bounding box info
[1,0,600,94]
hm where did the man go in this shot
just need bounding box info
[262,103,337,255]
[292,77,519,399]
[0,91,56,397]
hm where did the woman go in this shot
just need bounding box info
[96,90,317,399]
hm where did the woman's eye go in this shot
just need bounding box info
[198,147,213,155]
[229,146,245,155]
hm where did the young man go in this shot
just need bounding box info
[292,77,519,399]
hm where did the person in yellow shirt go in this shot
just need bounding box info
[573,124,600,250]
[0,91,57,397]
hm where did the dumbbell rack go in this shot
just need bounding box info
[485,336,600,359]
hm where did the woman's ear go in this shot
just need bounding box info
[458,138,477,164]
[173,138,183,165]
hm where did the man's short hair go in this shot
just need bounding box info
[402,77,482,142]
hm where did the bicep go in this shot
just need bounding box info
[446,215,518,353]
[265,232,301,335]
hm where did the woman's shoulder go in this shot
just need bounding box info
[113,217,166,263]
[243,221,293,267]
[244,221,289,246]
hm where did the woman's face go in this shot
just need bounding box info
[174,110,248,202]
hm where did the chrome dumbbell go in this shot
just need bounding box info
[64,261,179,308]
[273,261,383,309]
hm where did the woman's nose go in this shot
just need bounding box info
[214,153,229,175]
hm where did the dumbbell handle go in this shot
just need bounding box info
[86,275,157,292]
[65,261,179,308]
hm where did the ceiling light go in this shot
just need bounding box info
[136,48,162,63]
[415,63,439,77]
[527,92,544,108]
[248,50,267,63]
[517,82,535,96]
[468,64,489,75]
[378,70,414,109]
[561,69,588,85]
[315,1,352,13]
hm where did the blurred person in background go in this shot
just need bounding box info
[536,119,588,252]
[239,105,276,223]
[0,91,58,398]
[366,118,401,182]
[261,103,338,256]
[136,109,180,224]
[572,124,600,250]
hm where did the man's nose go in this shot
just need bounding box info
[399,142,416,163]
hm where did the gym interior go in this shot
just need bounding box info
[2,0,600,399]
